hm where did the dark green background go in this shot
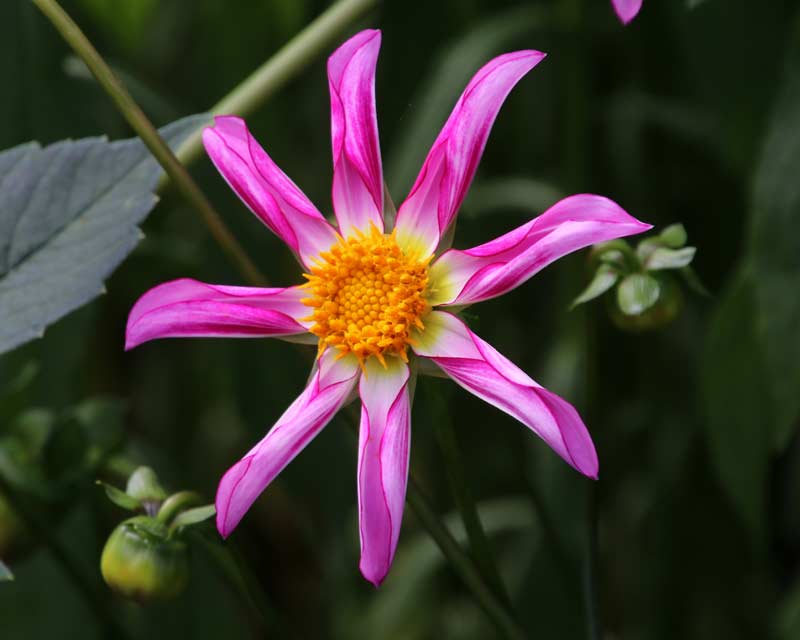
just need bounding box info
[2,0,800,638]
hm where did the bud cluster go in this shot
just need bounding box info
[572,224,705,331]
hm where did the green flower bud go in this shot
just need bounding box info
[609,273,683,332]
[125,467,167,515]
[101,516,188,602]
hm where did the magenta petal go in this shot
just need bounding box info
[428,194,651,306]
[611,0,642,24]
[394,50,546,258]
[357,357,411,586]
[215,352,360,537]
[203,116,338,266]
[328,30,384,238]
[412,312,598,478]
[125,278,310,350]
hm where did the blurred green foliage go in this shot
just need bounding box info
[2,0,800,638]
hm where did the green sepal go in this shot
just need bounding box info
[571,265,620,308]
[169,505,216,532]
[645,246,696,271]
[97,481,142,512]
[125,467,167,504]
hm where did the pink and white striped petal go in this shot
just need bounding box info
[357,357,411,586]
[215,351,360,538]
[203,116,338,266]
[394,51,546,259]
[412,311,598,478]
[328,30,384,238]
[611,0,642,24]
[427,194,651,306]
[125,278,311,350]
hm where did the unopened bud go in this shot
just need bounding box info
[100,516,188,602]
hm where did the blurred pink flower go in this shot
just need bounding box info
[611,0,643,24]
[126,30,650,586]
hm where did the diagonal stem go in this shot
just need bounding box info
[30,0,267,287]
[343,405,525,639]
[406,478,527,640]
[428,381,513,609]
[172,0,380,170]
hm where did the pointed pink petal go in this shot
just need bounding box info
[394,51,546,258]
[203,116,338,266]
[215,351,360,537]
[125,278,311,350]
[611,0,642,24]
[328,29,384,238]
[412,312,598,478]
[357,357,411,586]
[428,194,651,306]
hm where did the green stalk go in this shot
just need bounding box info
[173,0,381,169]
[406,478,527,640]
[30,0,267,287]
[428,382,512,609]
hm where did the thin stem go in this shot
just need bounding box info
[30,0,267,287]
[173,0,380,170]
[406,478,527,640]
[428,382,512,609]
[0,475,132,640]
[342,407,525,639]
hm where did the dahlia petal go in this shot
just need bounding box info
[611,0,643,24]
[203,116,338,266]
[215,351,360,537]
[357,357,411,586]
[394,51,546,258]
[328,30,384,237]
[125,278,311,350]
[427,194,651,306]
[412,311,598,478]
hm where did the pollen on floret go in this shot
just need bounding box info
[300,224,430,370]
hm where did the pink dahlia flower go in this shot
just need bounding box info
[126,30,650,586]
[611,0,643,24]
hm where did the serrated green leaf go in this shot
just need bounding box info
[0,114,210,355]
[97,480,142,512]
[645,246,696,271]
[170,505,216,531]
[658,223,688,248]
[0,559,12,581]
[571,266,620,308]
[617,273,660,316]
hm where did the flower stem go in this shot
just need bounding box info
[173,0,381,169]
[428,381,512,609]
[30,0,267,287]
[406,478,527,640]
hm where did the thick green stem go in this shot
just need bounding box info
[429,382,512,609]
[30,0,267,287]
[406,478,527,640]
[173,0,380,169]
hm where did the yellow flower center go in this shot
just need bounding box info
[301,225,430,368]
